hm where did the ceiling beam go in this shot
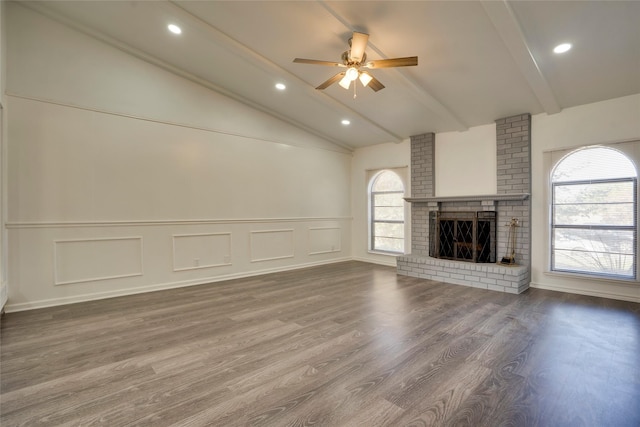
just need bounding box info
[318,1,469,132]
[166,1,404,145]
[481,0,561,114]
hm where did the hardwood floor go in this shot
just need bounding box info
[1,261,639,426]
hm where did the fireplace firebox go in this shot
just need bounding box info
[429,211,496,263]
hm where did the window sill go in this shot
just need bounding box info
[544,269,639,286]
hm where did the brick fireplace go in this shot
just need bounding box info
[397,114,532,294]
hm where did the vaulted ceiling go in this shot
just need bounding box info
[23,1,640,150]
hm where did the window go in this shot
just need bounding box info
[370,170,405,253]
[551,146,637,279]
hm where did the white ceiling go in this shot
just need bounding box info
[24,1,640,150]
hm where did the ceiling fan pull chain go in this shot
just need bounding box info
[353,81,357,99]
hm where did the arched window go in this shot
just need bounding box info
[370,170,405,253]
[551,146,637,279]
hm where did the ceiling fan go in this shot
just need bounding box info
[293,31,418,94]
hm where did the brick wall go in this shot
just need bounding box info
[497,114,531,194]
[410,133,435,198]
[410,133,435,254]
[495,113,531,271]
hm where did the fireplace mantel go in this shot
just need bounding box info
[405,193,529,203]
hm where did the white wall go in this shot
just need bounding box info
[531,94,640,302]
[351,140,410,266]
[5,3,352,311]
[435,123,497,196]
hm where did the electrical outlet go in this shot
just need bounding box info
[194,258,200,267]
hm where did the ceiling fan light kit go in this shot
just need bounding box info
[293,31,418,95]
[359,71,373,87]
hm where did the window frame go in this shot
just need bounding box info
[368,170,406,255]
[548,146,638,281]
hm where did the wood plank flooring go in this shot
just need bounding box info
[1,261,639,426]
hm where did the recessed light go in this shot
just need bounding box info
[168,24,182,35]
[275,83,286,90]
[341,119,351,125]
[553,43,572,54]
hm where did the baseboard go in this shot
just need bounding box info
[0,281,8,313]
[530,281,640,303]
[351,255,397,267]
[4,257,354,313]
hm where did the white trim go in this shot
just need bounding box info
[541,137,640,154]
[0,100,6,310]
[368,249,404,257]
[308,249,341,255]
[365,165,409,172]
[307,226,341,255]
[173,264,231,273]
[3,257,354,313]
[53,237,144,285]
[249,229,295,262]
[6,216,352,229]
[172,232,232,272]
[543,270,639,286]
[351,255,397,267]
[530,281,640,303]
[0,281,7,313]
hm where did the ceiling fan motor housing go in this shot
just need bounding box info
[341,51,367,67]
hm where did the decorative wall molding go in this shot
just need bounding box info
[250,229,295,262]
[6,216,352,229]
[172,232,232,272]
[53,236,143,285]
[308,226,342,255]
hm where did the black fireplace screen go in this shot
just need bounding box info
[429,211,496,263]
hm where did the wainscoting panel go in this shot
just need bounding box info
[173,233,232,271]
[308,227,341,255]
[250,229,295,262]
[6,219,351,312]
[54,237,143,285]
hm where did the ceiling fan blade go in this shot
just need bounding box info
[349,32,369,62]
[365,56,418,69]
[316,72,346,90]
[367,75,385,92]
[294,58,346,67]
